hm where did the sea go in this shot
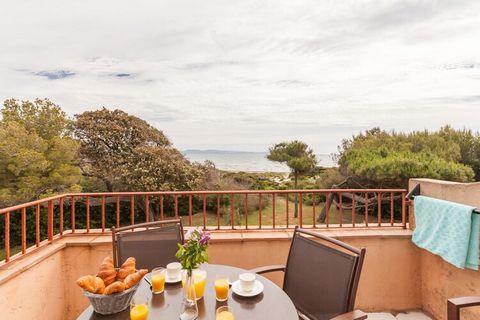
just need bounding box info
[182,150,336,173]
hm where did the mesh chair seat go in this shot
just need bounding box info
[112,220,183,270]
[281,228,366,320]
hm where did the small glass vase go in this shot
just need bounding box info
[179,272,198,320]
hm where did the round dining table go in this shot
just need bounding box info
[77,264,298,319]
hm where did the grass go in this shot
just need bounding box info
[0,245,22,261]
[189,195,401,228]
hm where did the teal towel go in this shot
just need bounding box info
[412,196,480,270]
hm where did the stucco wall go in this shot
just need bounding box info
[0,229,420,320]
[409,178,480,320]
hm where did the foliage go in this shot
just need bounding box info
[0,99,82,207]
[336,127,475,188]
[267,141,320,180]
[2,98,72,139]
[315,168,346,189]
[438,126,480,181]
[176,229,210,275]
[267,140,321,216]
[200,164,271,215]
[74,108,204,193]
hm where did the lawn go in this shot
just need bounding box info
[189,195,400,228]
[0,245,22,261]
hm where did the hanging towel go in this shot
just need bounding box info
[412,195,480,270]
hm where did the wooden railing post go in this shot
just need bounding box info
[48,200,54,242]
[71,196,76,233]
[0,188,409,267]
[5,211,10,262]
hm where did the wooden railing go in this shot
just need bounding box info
[0,189,407,266]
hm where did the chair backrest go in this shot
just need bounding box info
[111,219,184,270]
[283,227,366,320]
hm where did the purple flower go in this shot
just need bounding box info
[198,231,211,246]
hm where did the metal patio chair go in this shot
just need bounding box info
[111,219,184,270]
[251,227,367,320]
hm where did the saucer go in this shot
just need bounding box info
[231,280,264,297]
[165,274,182,284]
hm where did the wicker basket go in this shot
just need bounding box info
[83,282,140,315]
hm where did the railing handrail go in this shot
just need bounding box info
[0,189,407,214]
[0,194,66,214]
[1,188,408,266]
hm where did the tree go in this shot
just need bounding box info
[74,108,171,191]
[267,140,319,217]
[2,98,72,139]
[0,99,82,207]
[336,128,475,189]
[74,108,205,219]
[439,126,480,180]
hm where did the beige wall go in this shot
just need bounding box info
[4,178,480,320]
[0,229,420,320]
[63,243,113,318]
[1,248,66,320]
[209,233,422,312]
[409,179,480,320]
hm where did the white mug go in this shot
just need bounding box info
[166,262,182,279]
[239,272,256,292]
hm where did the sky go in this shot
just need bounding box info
[1,0,480,153]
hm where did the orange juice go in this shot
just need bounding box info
[193,270,207,299]
[216,311,235,320]
[130,304,149,320]
[182,270,207,300]
[151,273,165,294]
[214,279,229,301]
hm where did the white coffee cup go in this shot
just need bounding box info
[166,262,182,279]
[239,272,256,292]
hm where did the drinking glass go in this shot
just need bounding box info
[183,269,207,300]
[130,295,149,320]
[151,267,166,294]
[214,275,229,301]
[216,306,235,320]
[193,269,207,300]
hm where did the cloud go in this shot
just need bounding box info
[112,73,132,78]
[34,70,76,80]
[1,0,480,153]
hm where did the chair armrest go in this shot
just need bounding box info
[330,310,368,320]
[249,265,286,275]
[448,296,480,320]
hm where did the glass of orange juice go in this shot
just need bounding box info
[215,275,229,301]
[130,295,149,320]
[151,267,166,294]
[216,306,235,320]
[193,269,207,300]
[182,269,207,300]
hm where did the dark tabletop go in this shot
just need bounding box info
[77,264,298,320]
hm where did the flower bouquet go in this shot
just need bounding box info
[176,228,210,320]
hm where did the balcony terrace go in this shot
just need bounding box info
[1,179,480,319]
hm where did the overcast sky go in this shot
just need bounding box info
[1,0,480,153]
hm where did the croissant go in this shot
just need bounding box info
[104,280,126,295]
[124,269,148,289]
[76,275,105,294]
[97,256,116,286]
[116,257,136,281]
[76,275,96,293]
[94,276,105,294]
